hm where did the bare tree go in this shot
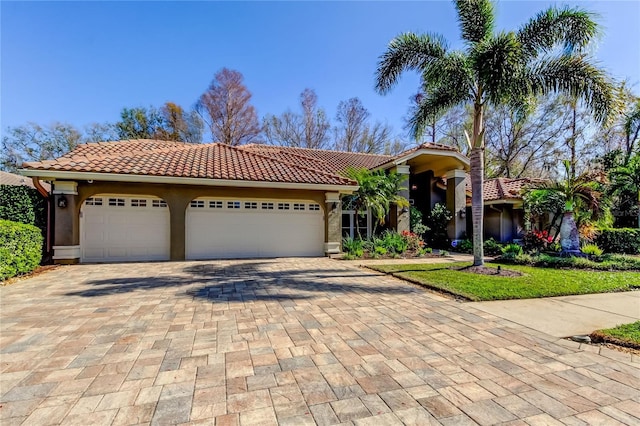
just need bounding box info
[334,97,392,153]
[263,89,330,149]
[83,122,119,142]
[196,68,261,146]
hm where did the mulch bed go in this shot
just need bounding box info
[1,265,60,287]
[589,331,640,351]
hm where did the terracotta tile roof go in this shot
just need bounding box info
[241,144,394,175]
[394,142,460,159]
[22,140,356,186]
[1,170,50,192]
[437,175,544,201]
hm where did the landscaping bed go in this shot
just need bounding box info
[369,262,640,301]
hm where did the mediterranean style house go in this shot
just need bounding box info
[20,139,472,263]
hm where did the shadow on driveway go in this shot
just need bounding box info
[63,261,416,302]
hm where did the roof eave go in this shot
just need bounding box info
[18,169,358,193]
[375,148,470,171]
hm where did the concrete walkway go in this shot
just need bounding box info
[1,258,639,425]
[470,291,640,338]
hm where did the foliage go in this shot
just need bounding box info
[522,229,554,253]
[115,106,165,140]
[344,168,409,236]
[409,206,429,236]
[609,153,640,228]
[499,252,640,271]
[263,89,331,149]
[0,220,43,280]
[401,230,425,251]
[502,243,523,256]
[483,238,504,256]
[455,239,473,253]
[581,243,603,256]
[370,262,639,301]
[196,68,261,146]
[375,0,613,266]
[1,122,83,172]
[595,228,640,254]
[424,203,453,248]
[342,237,364,257]
[0,185,46,233]
[379,230,409,254]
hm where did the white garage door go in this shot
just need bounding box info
[80,195,170,262]
[186,198,324,259]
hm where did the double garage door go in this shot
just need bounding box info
[80,195,324,262]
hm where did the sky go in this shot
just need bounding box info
[2,1,639,142]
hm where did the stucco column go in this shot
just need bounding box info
[52,181,80,264]
[389,165,410,234]
[446,169,467,240]
[164,195,190,261]
[324,192,341,254]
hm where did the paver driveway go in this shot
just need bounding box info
[1,258,639,425]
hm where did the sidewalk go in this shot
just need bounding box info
[469,291,640,337]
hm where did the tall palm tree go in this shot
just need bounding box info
[375,0,612,265]
[610,154,640,228]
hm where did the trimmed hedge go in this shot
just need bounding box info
[0,185,46,232]
[595,228,640,254]
[0,220,43,280]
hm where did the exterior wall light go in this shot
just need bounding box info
[459,208,466,219]
[57,195,68,209]
[401,206,410,213]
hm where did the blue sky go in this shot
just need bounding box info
[2,1,639,141]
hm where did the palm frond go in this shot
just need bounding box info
[527,54,613,123]
[375,33,448,94]
[518,6,599,58]
[454,0,495,44]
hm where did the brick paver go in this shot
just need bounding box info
[1,258,639,425]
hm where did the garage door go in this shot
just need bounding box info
[186,198,324,259]
[80,195,170,262]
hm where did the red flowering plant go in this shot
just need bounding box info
[522,229,554,253]
[402,230,425,251]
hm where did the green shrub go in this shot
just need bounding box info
[581,243,603,256]
[502,243,523,256]
[440,250,449,256]
[1,220,43,280]
[342,237,364,257]
[410,207,429,236]
[380,230,409,254]
[455,239,473,253]
[484,238,504,256]
[374,246,387,256]
[425,203,453,248]
[595,228,640,254]
[498,251,640,271]
[0,185,46,231]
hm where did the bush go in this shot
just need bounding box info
[380,230,409,254]
[401,230,425,251]
[484,238,504,256]
[0,185,46,232]
[595,228,640,254]
[342,237,364,257]
[410,207,429,236]
[454,239,473,253]
[522,229,554,253]
[498,251,640,271]
[425,203,453,248]
[1,220,43,280]
[581,243,603,256]
[502,243,523,256]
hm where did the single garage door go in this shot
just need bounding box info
[80,195,170,262]
[186,198,324,259]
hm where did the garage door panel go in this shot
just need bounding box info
[186,198,323,260]
[81,196,170,262]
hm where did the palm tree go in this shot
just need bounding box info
[531,160,603,253]
[344,168,409,238]
[375,0,612,265]
[610,154,640,228]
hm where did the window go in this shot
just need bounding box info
[261,202,274,210]
[244,202,257,209]
[309,204,320,211]
[152,199,167,208]
[293,203,305,211]
[278,203,290,210]
[85,197,103,206]
[209,201,223,209]
[131,199,147,207]
[108,198,125,207]
[190,200,205,208]
[227,201,241,209]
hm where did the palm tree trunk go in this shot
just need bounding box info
[637,190,640,229]
[470,147,485,265]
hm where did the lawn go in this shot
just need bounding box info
[369,262,640,301]
[591,321,640,349]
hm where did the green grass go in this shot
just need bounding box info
[592,321,640,348]
[370,262,640,301]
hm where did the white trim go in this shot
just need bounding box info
[394,165,411,175]
[52,245,81,260]
[376,148,470,171]
[324,242,341,254]
[445,169,467,179]
[52,181,78,195]
[325,192,341,203]
[19,169,358,193]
